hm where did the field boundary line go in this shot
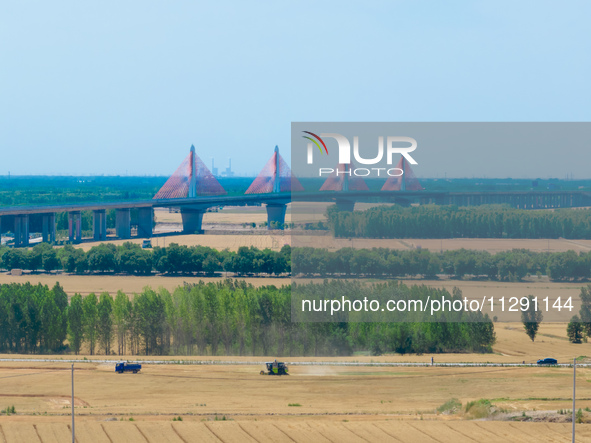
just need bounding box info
[99,424,114,443]
[236,423,261,443]
[271,424,297,443]
[134,424,150,443]
[472,422,512,441]
[316,429,336,443]
[405,422,445,443]
[341,424,371,443]
[32,424,43,443]
[203,422,225,443]
[371,423,404,442]
[506,423,541,443]
[543,423,571,440]
[443,423,479,442]
[170,424,189,443]
[0,425,7,443]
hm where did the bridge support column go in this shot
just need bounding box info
[68,211,82,243]
[181,207,205,234]
[266,204,286,230]
[335,199,355,212]
[93,209,107,241]
[116,208,131,239]
[14,216,20,247]
[14,215,29,247]
[42,213,56,243]
[396,198,411,208]
[137,207,153,238]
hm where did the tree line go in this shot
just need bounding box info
[292,247,591,282]
[0,242,290,276]
[3,242,591,282]
[327,204,591,239]
[0,280,496,356]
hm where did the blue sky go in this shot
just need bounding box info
[1,1,589,177]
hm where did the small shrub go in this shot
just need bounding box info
[437,398,461,415]
[1,406,15,415]
[288,403,302,407]
[465,399,493,419]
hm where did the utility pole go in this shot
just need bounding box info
[572,357,576,443]
[71,364,75,443]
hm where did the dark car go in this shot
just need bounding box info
[537,358,558,365]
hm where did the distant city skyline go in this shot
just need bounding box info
[1,1,590,177]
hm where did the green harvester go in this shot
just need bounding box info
[260,360,289,375]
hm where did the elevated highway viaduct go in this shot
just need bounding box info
[1,190,590,247]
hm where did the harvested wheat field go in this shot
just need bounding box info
[0,420,588,442]
[1,359,591,442]
[79,233,291,252]
[0,273,289,296]
[292,235,591,253]
[78,232,591,254]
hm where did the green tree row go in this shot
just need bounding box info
[292,247,591,282]
[3,242,591,282]
[327,204,591,239]
[0,280,496,356]
[0,242,290,276]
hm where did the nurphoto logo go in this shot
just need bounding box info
[302,131,418,177]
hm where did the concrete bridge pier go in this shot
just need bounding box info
[181,206,205,234]
[395,198,411,207]
[335,199,355,212]
[265,203,287,229]
[116,208,131,239]
[137,207,153,238]
[68,211,82,243]
[14,215,29,247]
[93,209,107,241]
[42,213,56,243]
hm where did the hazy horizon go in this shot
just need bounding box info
[2,1,590,177]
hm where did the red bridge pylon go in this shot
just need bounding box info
[381,157,424,191]
[154,145,226,199]
[245,146,304,194]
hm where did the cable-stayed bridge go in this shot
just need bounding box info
[1,145,590,247]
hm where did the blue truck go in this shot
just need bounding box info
[115,362,142,374]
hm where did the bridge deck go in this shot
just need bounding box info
[0,190,589,216]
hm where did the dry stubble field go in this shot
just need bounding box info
[1,321,591,442]
[1,355,591,442]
